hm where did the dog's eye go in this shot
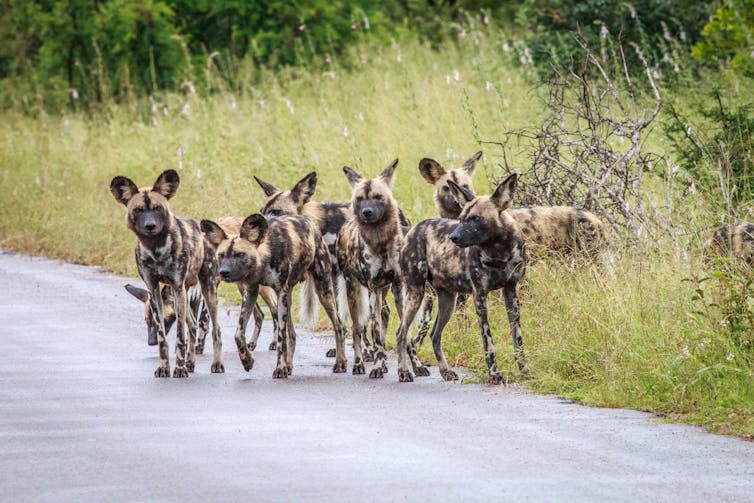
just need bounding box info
[466,215,478,223]
[373,194,384,201]
[133,207,144,214]
[268,209,282,216]
[443,186,450,193]
[154,206,164,213]
[234,252,246,259]
[462,184,470,190]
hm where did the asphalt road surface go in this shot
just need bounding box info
[1,251,753,502]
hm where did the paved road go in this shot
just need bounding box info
[1,251,753,502]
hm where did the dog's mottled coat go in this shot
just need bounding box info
[336,159,429,378]
[396,174,528,383]
[202,214,347,377]
[110,169,223,377]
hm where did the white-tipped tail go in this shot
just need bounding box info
[299,277,319,328]
[335,273,352,326]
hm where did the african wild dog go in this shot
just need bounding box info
[420,151,605,258]
[255,172,350,355]
[396,173,528,384]
[124,283,208,347]
[704,222,754,265]
[204,216,280,353]
[336,159,429,378]
[110,169,223,377]
[201,214,347,378]
[255,171,419,360]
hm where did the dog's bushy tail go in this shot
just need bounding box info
[299,276,319,328]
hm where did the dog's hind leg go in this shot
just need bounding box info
[368,287,389,379]
[346,280,369,375]
[472,289,503,384]
[273,289,292,379]
[200,274,224,373]
[147,281,170,377]
[259,286,278,351]
[309,248,347,373]
[246,303,264,352]
[394,285,425,382]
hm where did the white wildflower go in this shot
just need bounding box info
[503,42,510,52]
[231,98,237,110]
[285,99,294,114]
[71,89,79,100]
[358,112,364,121]
[446,75,451,85]
[483,15,489,25]
[196,169,201,179]
[485,81,492,91]
[162,106,168,116]
[689,182,696,194]
[343,127,349,137]
[726,353,735,361]
[181,103,190,115]
[601,25,609,38]
[152,117,158,126]
[453,70,460,81]
[663,31,671,41]
[680,31,686,41]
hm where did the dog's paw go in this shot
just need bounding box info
[362,350,374,363]
[272,367,288,379]
[441,369,459,381]
[488,372,504,385]
[325,348,336,358]
[368,367,384,379]
[240,355,254,372]
[211,361,225,374]
[268,341,277,351]
[398,370,414,383]
[186,360,195,373]
[246,341,257,352]
[154,366,170,378]
[352,362,365,375]
[332,361,347,373]
[172,366,189,378]
[414,365,430,377]
[194,343,204,355]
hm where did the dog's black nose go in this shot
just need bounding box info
[219,269,231,281]
[361,208,373,219]
[449,232,460,244]
[144,220,156,231]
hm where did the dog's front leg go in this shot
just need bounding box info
[258,286,279,351]
[368,288,388,379]
[172,283,189,378]
[503,284,529,374]
[235,284,259,372]
[147,281,170,377]
[472,290,502,384]
[273,288,291,378]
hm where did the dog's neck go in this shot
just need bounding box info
[358,216,400,255]
[135,218,175,253]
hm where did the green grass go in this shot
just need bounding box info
[1,26,752,438]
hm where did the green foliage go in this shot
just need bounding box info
[518,0,713,74]
[0,0,519,110]
[665,90,754,212]
[692,0,754,77]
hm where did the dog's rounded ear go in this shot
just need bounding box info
[343,166,363,189]
[418,158,445,184]
[462,151,483,174]
[110,176,139,206]
[124,284,149,303]
[447,179,475,208]
[254,176,279,197]
[490,173,517,211]
[153,170,180,199]
[291,172,317,207]
[201,219,228,247]
[240,214,268,245]
[379,158,399,187]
